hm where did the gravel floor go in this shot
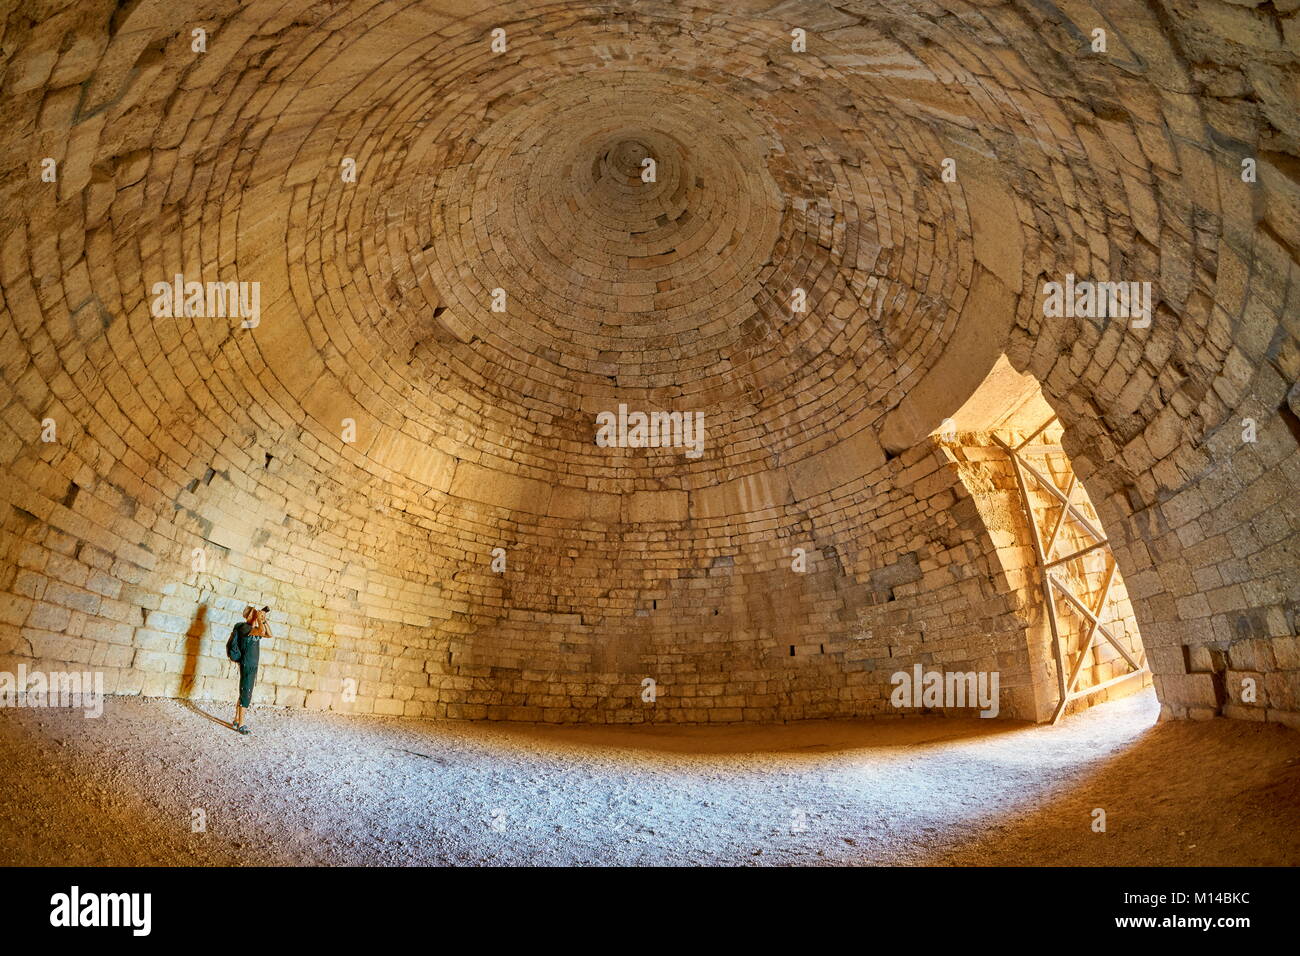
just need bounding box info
[2,689,1297,866]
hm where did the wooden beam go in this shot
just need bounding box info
[1014,416,1058,452]
[1052,645,1092,724]
[1045,538,1110,569]
[1043,473,1076,562]
[998,437,1068,705]
[1065,667,1149,702]
[1014,455,1107,544]
[1048,573,1142,672]
[1050,561,1117,724]
[1061,563,1116,691]
[997,429,1146,724]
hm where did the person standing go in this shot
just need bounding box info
[227,605,271,735]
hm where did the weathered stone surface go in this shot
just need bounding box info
[0,0,1295,726]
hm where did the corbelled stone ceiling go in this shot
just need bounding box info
[0,0,1296,725]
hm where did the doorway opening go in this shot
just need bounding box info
[934,356,1153,722]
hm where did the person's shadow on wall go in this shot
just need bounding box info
[179,603,206,699]
[180,603,233,728]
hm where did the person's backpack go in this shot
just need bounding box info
[226,622,244,663]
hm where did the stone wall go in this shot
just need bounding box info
[0,421,1040,721]
[0,0,1295,726]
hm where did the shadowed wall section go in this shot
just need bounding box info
[0,0,1295,725]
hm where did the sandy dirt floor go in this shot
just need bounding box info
[1,689,1297,866]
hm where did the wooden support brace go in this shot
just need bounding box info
[1046,538,1110,569]
[997,426,1144,724]
[1050,560,1117,724]
[1013,455,1107,545]
[1048,573,1143,672]
[1000,437,1068,705]
[1043,473,1076,562]
[1014,416,1058,452]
